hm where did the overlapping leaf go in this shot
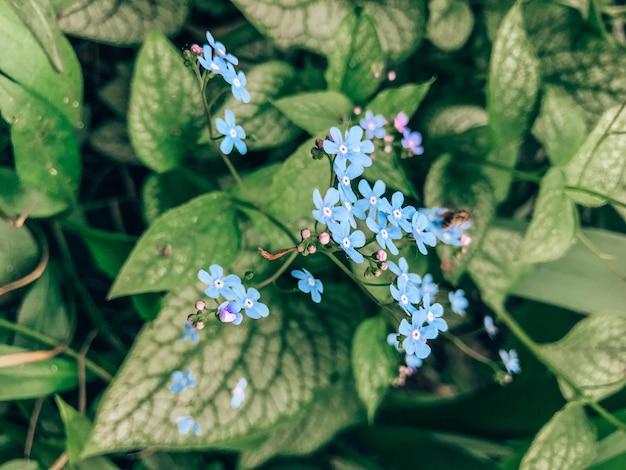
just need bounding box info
[426,0,474,52]
[0,218,39,287]
[273,91,353,136]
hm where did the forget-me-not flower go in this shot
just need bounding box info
[330,221,366,263]
[232,284,269,319]
[401,129,424,156]
[224,70,250,103]
[484,315,498,339]
[449,289,468,316]
[198,264,241,300]
[366,213,402,255]
[312,188,348,225]
[359,110,386,139]
[333,158,362,203]
[398,313,437,359]
[420,294,447,333]
[176,415,201,435]
[180,321,199,343]
[291,268,324,303]
[387,257,421,289]
[215,109,247,155]
[217,301,243,325]
[499,349,521,375]
[354,179,391,221]
[169,369,197,393]
[410,212,437,255]
[421,273,438,297]
[231,378,247,408]
[387,191,415,232]
[205,31,238,65]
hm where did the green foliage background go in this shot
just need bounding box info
[1,0,626,469]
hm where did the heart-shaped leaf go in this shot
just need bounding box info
[426,0,474,52]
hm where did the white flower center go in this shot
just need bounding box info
[322,206,332,218]
[233,77,241,87]
[344,201,352,211]
[369,196,377,205]
[245,299,254,308]
[307,277,315,286]
[214,279,224,289]
[338,144,348,155]
[368,122,375,130]
[411,329,421,340]
[393,209,402,219]
[381,229,388,239]
[229,129,237,138]
[400,294,408,305]
[342,237,351,249]
[342,176,350,186]
[427,311,434,322]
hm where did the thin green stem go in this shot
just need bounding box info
[253,250,299,289]
[441,332,501,374]
[576,231,626,282]
[0,318,113,382]
[587,401,626,432]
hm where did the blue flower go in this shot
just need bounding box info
[354,179,391,221]
[449,289,468,316]
[323,126,374,169]
[387,257,421,288]
[215,109,247,155]
[390,282,421,314]
[169,369,197,393]
[180,322,199,343]
[291,268,323,303]
[330,221,366,263]
[198,264,241,300]
[421,273,438,297]
[366,213,402,255]
[387,332,401,351]
[198,45,228,76]
[312,188,348,225]
[359,110,386,139]
[333,158,363,203]
[405,354,423,370]
[419,294,447,333]
[387,191,415,233]
[205,31,238,65]
[484,315,498,339]
[232,284,269,319]
[224,70,250,103]
[176,415,201,435]
[499,349,521,375]
[217,301,243,325]
[231,378,247,408]
[401,129,424,156]
[410,212,437,255]
[398,313,437,359]
[394,112,409,133]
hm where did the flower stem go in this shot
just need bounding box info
[253,250,299,289]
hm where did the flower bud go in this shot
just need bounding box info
[318,232,330,245]
[187,314,195,323]
[195,321,205,330]
[373,269,382,277]
[307,244,317,254]
[353,106,362,115]
[315,138,324,149]
[297,244,305,253]
[375,249,387,261]
[387,70,397,81]
[195,300,206,311]
[380,261,388,271]
[301,228,311,240]
[190,44,203,54]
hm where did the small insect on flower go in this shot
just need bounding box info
[441,209,472,230]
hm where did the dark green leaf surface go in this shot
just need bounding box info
[0,0,83,126]
[364,148,414,196]
[273,91,354,136]
[0,218,39,287]
[427,105,489,157]
[89,120,140,165]
[215,61,301,150]
[517,169,577,264]
[532,86,587,166]
[520,402,596,470]
[367,81,434,119]
[57,0,189,46]
[0,75,81,210]
[426,0,474,52]
[84,282,362,455]
[0,167,67,218]
[539,313,626,402]
[0,345,78,400]
[109,192,240,298]
[351,316,396,424]
[128,30,204,173]
[512,228,626,315]
[325,12,385,103]
[564,103,626,207]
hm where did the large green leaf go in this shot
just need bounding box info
[520,402,597,470]
[109,192,240,298]
[84,282,362,455]
[427,105,489,158]
[273,91,354,136]
[0,167,67,218]
[0,0,83,126]
[57,0,189,46]
[0,75,81,210]
[0,345,78,400]
[517,168,578,264]
[426,0,474,52]
[0,218,39,287]
[364,147,414,196]
[215,61,301,151]
[367,81,434,120]
[531,86,587,167]
[128,30,204,173]
[539,313,626,402]
[325,12,385,103]
[563,103,626,207]
[511,228,626,315]
[351,316,396,424]
[424,154,496,284]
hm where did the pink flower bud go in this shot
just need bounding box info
[297,244,305,253]
[318,232,330,245]
[375,249,387,261]
[301,228,311,239]
[195,300,205,310]
[315,138,324,149]
[187,314,195,323]
[380,261,388,271]
[190,44,203,54]
[384,145,392,154]
[195,321,205,330]
[374,269,382,277]
[387,70,397,81]
[307,244,317,254]
[353,106,362,115]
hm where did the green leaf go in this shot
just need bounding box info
[594,430,626,468]
[539,313,626,401]
[89,121,140,165]
[363,0,426,62]
[325,12,385,103]
[517,168,578,264]
[0,460,40,470]
[55,396,93,465]
[351,316,396,424]
[109,191,240,298]
[230,0,351,57]
[57,0,189,46]
[6,0,65,73]
[238,380,364,470]
[0,345,78,400]
[0,0,83,126]
[468,221,532,311]
[426,0,474,52]
[532,86,587,166]
[128,30,204,173]
[265,138,329,229]
[511,228,626,315]
[367,81,434,119]
[564,103,626,207]
[83,282,362,455]
[273,91,354,136]
[364,148,414,196]
[141,169,213,224]
[14,264,70,349]
[427,104,489,157]
[0,75,81,209]
[215,61,301,151]
[0,167,67,218]
[424,154,496,284]
[520,402,597,470]
[0,218,39,287]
